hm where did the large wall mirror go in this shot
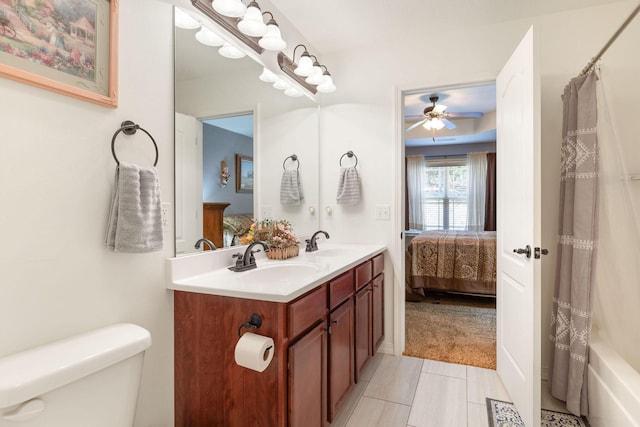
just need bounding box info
[174,8,320,256]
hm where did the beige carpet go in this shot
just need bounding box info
[404,293,496,369]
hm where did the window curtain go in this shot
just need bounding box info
[484,153,497,231]
[550,71,599,416]
[466,152,487,231]
[406,155,425,230]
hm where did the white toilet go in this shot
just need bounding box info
[0,323,151,427]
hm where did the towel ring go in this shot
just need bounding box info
[283,154,300,171]
[339,150,358,167]
[111,120,159,167]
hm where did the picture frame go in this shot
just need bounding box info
[0,0,118,108]
[235,154,253,193]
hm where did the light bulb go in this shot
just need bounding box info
[305,66,324,85]
[432,118,445,130]
[218,43,246,59]
[212,0,246,18]
[195,27,224,47]
[259,20,286,51]
[174,7,200,29]
[238,1,268,37]
[294,52,314,76]
[273,79,291,90]
[259,67,278,83]
[285,87,303,97]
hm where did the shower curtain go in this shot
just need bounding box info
[550,71,599,416]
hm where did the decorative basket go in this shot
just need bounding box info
[266,245,299,260]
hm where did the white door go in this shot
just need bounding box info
[496,27,541,427]
[175,113,203,255]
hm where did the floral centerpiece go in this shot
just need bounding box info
[240,219,300,260]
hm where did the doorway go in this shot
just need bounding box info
[401,82,498,369]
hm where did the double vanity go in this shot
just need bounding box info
[167,242,386,427]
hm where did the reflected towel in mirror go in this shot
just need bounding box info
[280,170,304,205]
[106,162,163,252]
[336,167,360,205]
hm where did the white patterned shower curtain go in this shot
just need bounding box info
[550,71,599,416]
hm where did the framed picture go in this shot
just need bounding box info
[0,0,118,108]
[235,154,253,193]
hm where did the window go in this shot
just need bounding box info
[422,160,468,230]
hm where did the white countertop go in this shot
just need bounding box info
[166,243,386,303]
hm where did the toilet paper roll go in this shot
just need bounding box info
[234,332,274,372]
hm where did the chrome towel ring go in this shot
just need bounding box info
[283,154,300,171]
[339,150,358,167]
[111,120,159,167]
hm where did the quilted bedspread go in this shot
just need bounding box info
[409,230,497,283]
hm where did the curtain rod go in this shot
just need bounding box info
[579,2,640,76]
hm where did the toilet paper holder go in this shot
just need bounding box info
[238,313,263,337]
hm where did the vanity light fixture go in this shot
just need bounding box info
[175,7,200,29]
[195,26,225,47]
[237,1,268,37]
[219,42,246,59]
[292,44,314,76]
[259,67,279,83]
[316,66,336,93]
[305,56,324,85]
[258,12,286,51]
[211,0,247,18]
[284,87,303,97]
[273,78,291,91]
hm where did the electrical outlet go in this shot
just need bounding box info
[375,204,390,220]
[161,203,171,230]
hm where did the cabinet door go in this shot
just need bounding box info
[372,274,384,351]
[289,322,328,427]
[354,285,373,382]
[328,299,354,422]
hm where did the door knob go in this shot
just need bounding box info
[513,245,531,258]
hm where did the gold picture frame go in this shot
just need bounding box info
[235,154,253,193]
[0,0,118,108]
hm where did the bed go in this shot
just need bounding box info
[406,230,497,297]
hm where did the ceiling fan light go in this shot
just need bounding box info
[273,79,291,90]
[432,118,445,130]
[195,26,224,47]
[174,7,200,29]
[238,1,268,37]
[218,43,246,59]
[284,87,303,97]
[259,19,286,51]
[422,120,433,131]
[212,0,247,18]
[294,52,314,76]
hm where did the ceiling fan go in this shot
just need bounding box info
[405,95,483,132]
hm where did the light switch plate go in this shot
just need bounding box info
[375,204,391,220]
[161,203,171,230]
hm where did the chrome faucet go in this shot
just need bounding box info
[228,240,270,272]
[305,230,330,252]
[195,238,216,251]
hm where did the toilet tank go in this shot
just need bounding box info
[0,323,151,427]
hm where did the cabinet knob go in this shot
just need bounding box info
[332,319,339,324]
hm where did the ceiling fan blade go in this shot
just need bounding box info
[405,119,427,132]
[446,112,483,118]
[433,104,447,114]
[442,118,457,130]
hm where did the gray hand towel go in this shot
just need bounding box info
[336,167,360,205]
[106,162,163,253]
[280,170,304,205]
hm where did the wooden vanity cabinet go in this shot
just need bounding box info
[173,253,384,427]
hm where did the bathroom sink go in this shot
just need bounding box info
[241,262,321,282]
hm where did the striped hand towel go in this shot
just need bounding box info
[106,162,163,253]
[280,170,304,205]
[336,167,361,205]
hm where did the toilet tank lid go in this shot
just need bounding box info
[0,323,151,409]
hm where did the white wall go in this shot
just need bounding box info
[317,1,640,376]
[0,1,175,425]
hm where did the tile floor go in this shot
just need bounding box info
[331,354,568,427]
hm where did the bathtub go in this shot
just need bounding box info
[587,332,640,427]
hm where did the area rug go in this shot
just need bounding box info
[486,398,589,427]
[404,295,496,369]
